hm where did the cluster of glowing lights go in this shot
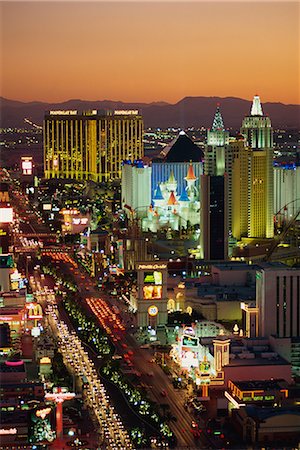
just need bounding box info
[86,297,125,343]
[44,295,133,450]
[44,251,78,268]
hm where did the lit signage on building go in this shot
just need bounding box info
[0,191,10,203]
[10,270,21,290]
[144,271,162,285]
[182,335,199,347]
[21,157,33,175]
[49,110,77,115]
[138,263,167,270]
[60,208,79,215]
[117,240,124,270]
[143,285,162,300]
[5,360,24,367]
[114,110,139,115]
[0,428,17,435]
[43,204,52,211]
[31,327,41,337]
[148,305,158,316]
[36,407,51,419]
[0,208,13,223]
[72,217,88,225]
[45,392,75,402]
[26,303,43,320]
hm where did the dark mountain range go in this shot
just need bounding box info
[0,96,299,129]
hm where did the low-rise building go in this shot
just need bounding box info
[232,406,300,446]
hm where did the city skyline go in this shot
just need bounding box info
[1,1,299,104]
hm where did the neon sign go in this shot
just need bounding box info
[182,335,199,347]
[138,263,167,270]
[45,392,75,403]
[36,407,51,419]
[5,360,24,367]
[0,191,9,203]
[49,110,77,115]
[60,208,79,215]
[114,110,139,115]
[0,428,17,435]
[27,303,43,320]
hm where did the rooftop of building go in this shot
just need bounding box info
[197,284,255,300]
[227,354,290,367]
[158,132,204,162]
[214,337,291,367]
[244,405,300,421]
[45,109,142,118]
[231,379,287,391]
[122,159,148,168]
[212,262,260,271]
[257,262,299,271]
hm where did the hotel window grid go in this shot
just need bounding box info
[297,276,300,336]
[290,276,293,337]
[276,276,280,336]
[44,111,144,182]
[283,276,287,337]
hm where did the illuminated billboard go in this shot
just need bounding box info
[182,335,199,347]
[21,157,33,175]
[10,270,22,291]
[0,208,13,223]
[144,271,162,285]
[143,285,162,300]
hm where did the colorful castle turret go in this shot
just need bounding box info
[185,163,198,200]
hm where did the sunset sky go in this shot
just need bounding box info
[1,1,299,104]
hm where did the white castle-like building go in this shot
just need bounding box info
[142,163,201,232]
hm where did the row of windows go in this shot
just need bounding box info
[276,275,300,337]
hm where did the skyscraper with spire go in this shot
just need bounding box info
[203,105,230,259]
[239,95,274,239]
[205,105,230,176]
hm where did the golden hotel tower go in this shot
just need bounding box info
[234,96,274,239]
[44,109,144,182]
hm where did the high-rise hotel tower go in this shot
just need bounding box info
[203,106,230,259]
[44,109,144,182]
[237,96,274,239]
[204,105,230,176]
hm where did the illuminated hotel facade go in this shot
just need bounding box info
[44,109,144,182]
[239,96,274,239]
